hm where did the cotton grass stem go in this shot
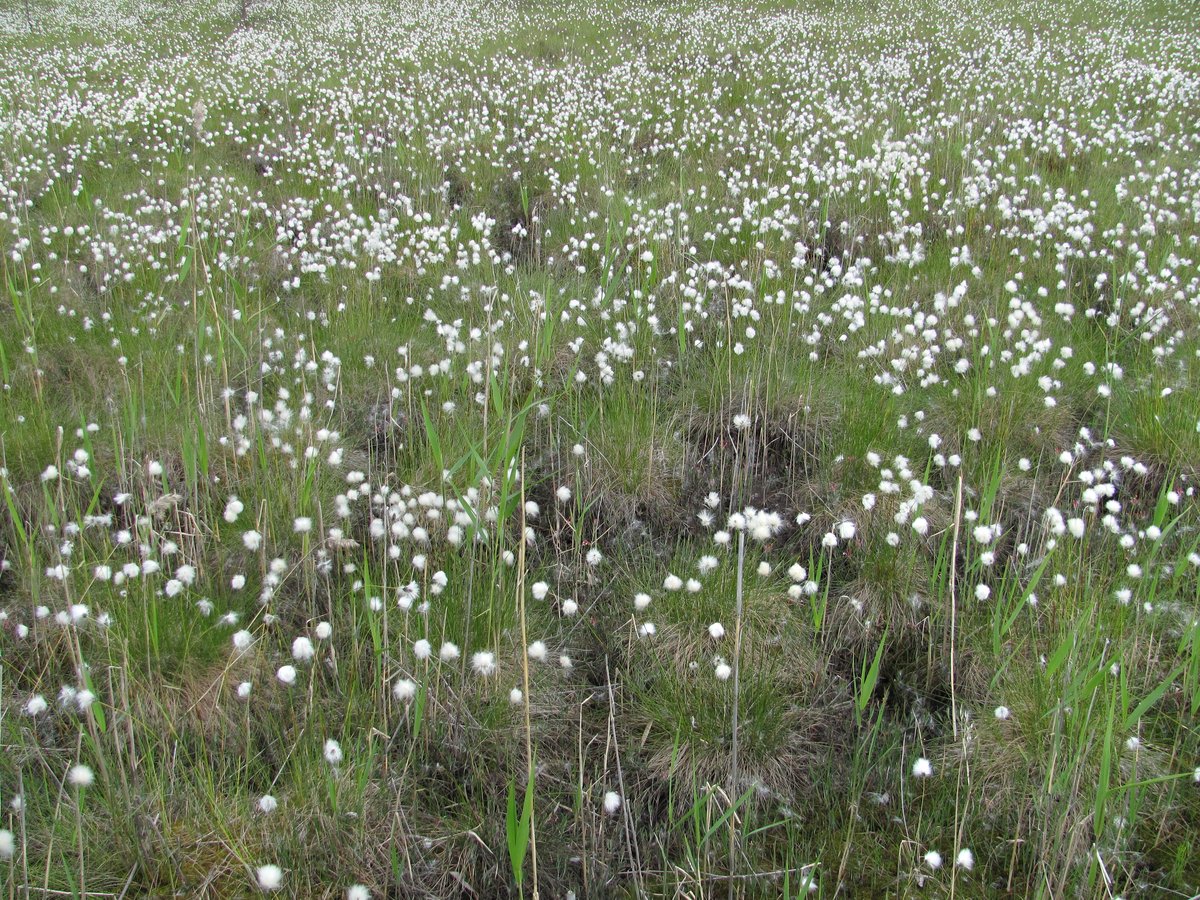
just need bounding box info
[727,528,746,898]
[604,657,642,897]
[949,472,963,739]
[18,767,30,900]
[516,452,538,898]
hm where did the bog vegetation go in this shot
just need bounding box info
[1,0,1198,895]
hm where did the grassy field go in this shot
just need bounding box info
[1,0,1199,895]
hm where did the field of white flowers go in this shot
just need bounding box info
[1,0,1198,894]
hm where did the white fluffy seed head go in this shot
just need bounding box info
[291,636,315,662]
[24,695,48,716]
[393,678,417,702]
[256,864,283,891]
[603,791,622,814]
[323,738,344,766]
